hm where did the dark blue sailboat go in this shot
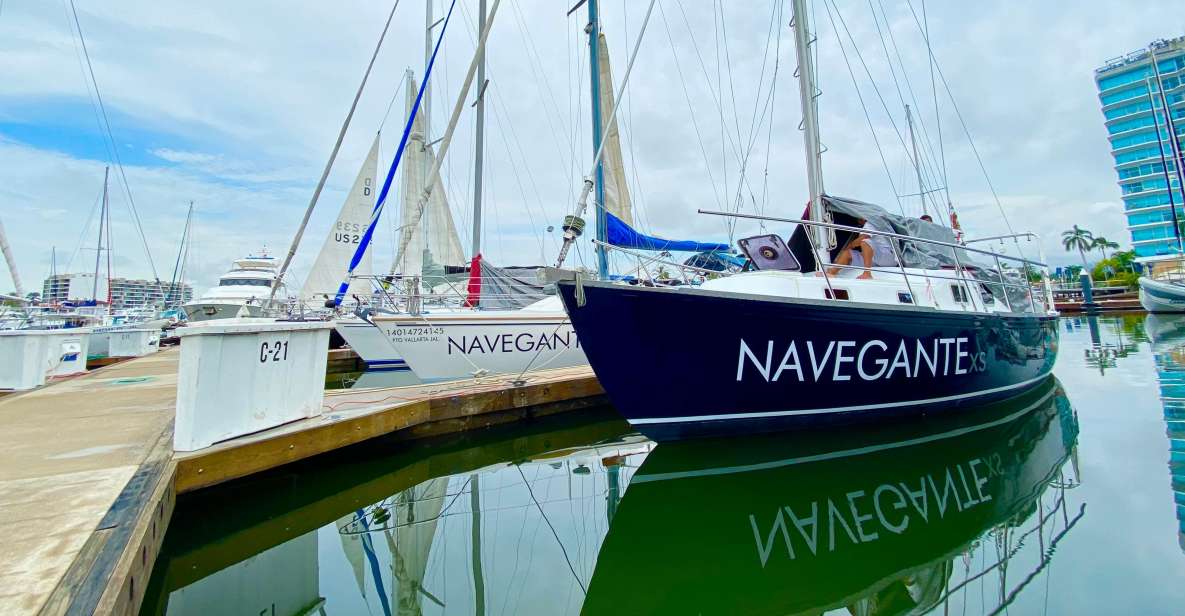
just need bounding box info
[555,0,1058,440]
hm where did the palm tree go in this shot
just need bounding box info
[1062,225,1095,272]
[1092,236,1119,260]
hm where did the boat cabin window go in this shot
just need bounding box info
[897,291,913,304]
[950,284,970,304]
[824,288,850,301]
[220,278,272,287]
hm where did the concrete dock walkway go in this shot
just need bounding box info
[0,348,603,615]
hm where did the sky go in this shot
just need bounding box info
[1,0,1183,297]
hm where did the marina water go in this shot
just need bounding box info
[142,314,1185,614]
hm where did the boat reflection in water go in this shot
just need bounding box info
[1144,314,1185,552]
[145,379,1081,615]
[586,378,1081,615]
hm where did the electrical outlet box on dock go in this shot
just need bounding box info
[174,320,333,452]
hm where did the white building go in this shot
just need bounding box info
[41,274,192,309]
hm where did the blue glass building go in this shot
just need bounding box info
[1095,37,1185,266]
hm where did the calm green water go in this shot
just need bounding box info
[143,315,1185,615]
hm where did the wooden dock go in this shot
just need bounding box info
[0,348,604,615]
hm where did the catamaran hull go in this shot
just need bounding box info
[1139,277,1185,313]
[371,315,587,382]
[557,280,1058,440]
[333,318,409,372]
[182,302,265,323]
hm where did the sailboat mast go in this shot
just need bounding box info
[789,0,828,268]
[905,104,927,218]
[587,0,609,279]
[1145,76,1183,253]
[422,0,436,257]
[471,0,487,257]
[93,166,109,303]
[0,217,23,299]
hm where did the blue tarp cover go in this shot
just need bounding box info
[606,212,729,252]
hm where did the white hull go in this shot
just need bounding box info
[1139,277,1185,313]
[371,298,587,382]
[334,316,409,372]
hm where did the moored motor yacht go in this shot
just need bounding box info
[183,253,282,322]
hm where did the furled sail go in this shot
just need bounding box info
[393,71,467,278]
[300,135,379,301]
[606,212,729,252]
[596,33,633,226]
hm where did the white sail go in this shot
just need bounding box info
[299,135,379,301]
[334,516,368,597]
[387,477,449,615]
[394,71,467,277]
[596,33,633,226]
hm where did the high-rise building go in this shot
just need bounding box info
[1095,37,1185,270]
[41,274,192,309]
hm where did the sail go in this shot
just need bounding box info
[393,71,467,278]
[597,33,633,226]
[334,516,368,597]
[300,135,379,301]
[388,477,449,615]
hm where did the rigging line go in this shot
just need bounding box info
[876,0,947,197]
[824,0,923,182]
[277,0,403,300]
[378,76,408,132]
[487,94,546,256]
[718,1,746,182]
[731,1,784,230]
[516,465,588,595]
[59,1,114,171]
[922,0,951,207]
[66,187,104,275]
[758,0,785,220]
[508,0,578,183]
[656,2,724,212]
[67,0,162,287]
[869,0,946,216]
[713,0,728,234]
[903,0,1017,239]
[821,0,905,214]
[672,0,745,166]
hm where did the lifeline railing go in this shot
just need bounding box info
[697,210,1057,315]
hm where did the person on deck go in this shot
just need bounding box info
[822,218,898,279]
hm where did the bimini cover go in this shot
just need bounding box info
[606,212,729,253]
[786,195,1035,311]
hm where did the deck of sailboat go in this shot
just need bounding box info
[0,347,603,615]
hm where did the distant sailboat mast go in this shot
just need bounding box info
[93,166,109,309]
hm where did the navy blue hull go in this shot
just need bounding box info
[556,280,1058,440]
